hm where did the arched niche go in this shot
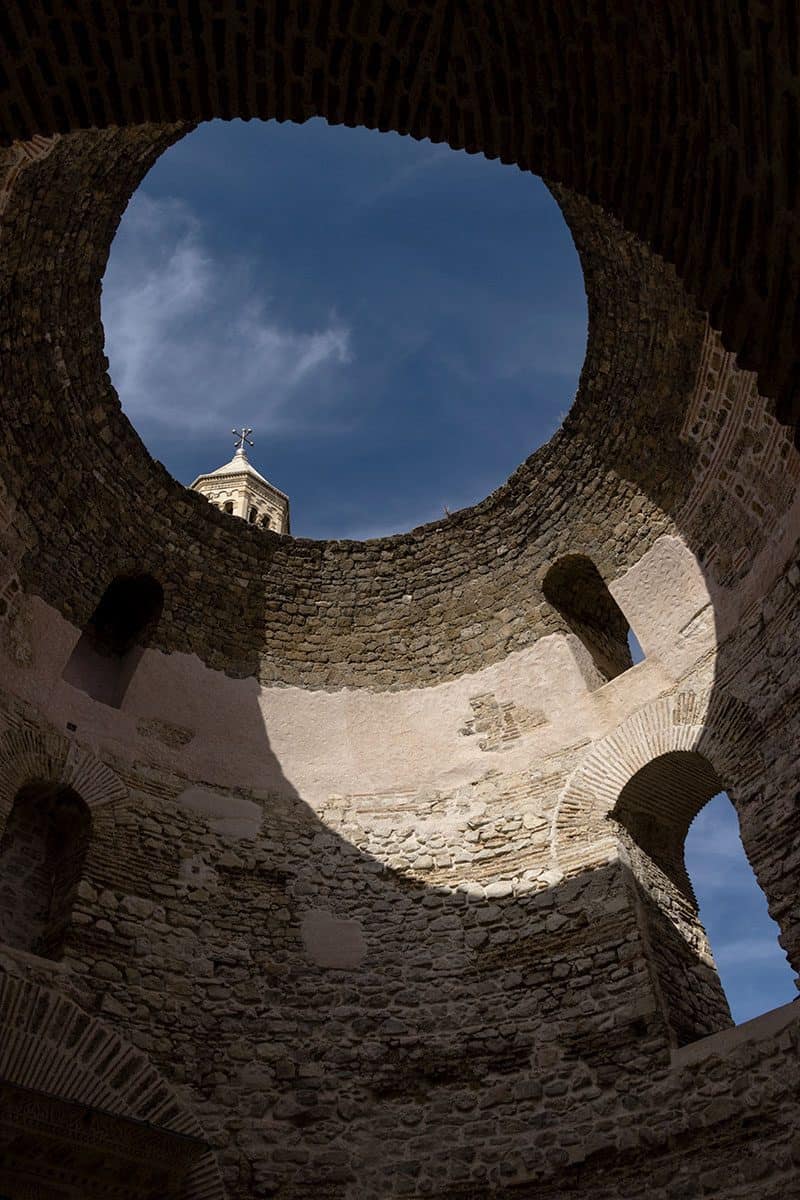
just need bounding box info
[62,573,164,708]
[552,693,794,1047]
[542,554,635,686]
[0,780,91,959]
[613,750,722,903]
[0,975,223,1198]
[0,723,129,826]
[0,723,129,961]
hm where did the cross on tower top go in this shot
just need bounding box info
[232,426,254,456]
[190,424,290,535]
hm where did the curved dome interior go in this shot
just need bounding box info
[0,7,799,1199]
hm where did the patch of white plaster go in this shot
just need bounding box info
[609,535,714,665]
[11,540,722,816]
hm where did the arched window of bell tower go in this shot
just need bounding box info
[0,783,91,960]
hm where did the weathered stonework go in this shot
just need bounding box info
[0,5,799,1198]
[459,693,548,752]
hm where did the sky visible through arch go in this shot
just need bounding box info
[104,118,796,1026]
[686,795,795,1023]
[628,634,796,1022]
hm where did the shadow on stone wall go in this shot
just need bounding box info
[1,41,800,1197]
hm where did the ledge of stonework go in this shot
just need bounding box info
[671,998,799,1069]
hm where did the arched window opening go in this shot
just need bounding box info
[0,783,91,959]
[611,751,794,1046]
[248,506,257,523]
[260,513,271,529]
[686,793,796,1024]
[61,574,164,708]
[542,555,641,686]
[223,500,234,514]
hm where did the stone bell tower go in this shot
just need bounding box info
[190,427,290,534]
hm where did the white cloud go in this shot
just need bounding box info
[101,192,352,441]
[354,137,454,209]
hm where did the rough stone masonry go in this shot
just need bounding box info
[0,4,799,1198]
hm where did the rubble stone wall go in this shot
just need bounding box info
[0,128,704,690]
[1,5,800,1196]
[0,431,798,1195]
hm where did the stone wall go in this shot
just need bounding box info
[0,463,798,1195]
[1,5,800,1196]
[0,126,711,690]
[0,125,792,692]
[0,282,798,1194]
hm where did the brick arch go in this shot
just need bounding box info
[0,974,224,1199]
[0,722,128,829]
[552,691,765,876]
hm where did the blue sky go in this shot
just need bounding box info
[686,795,795,1023]
[103,118,795,1025]
[102,118,585,540]
[630,635,794,1022]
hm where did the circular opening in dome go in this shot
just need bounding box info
[102,118,587,539]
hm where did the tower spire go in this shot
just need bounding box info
[190,428,290,535]
[232,426,254,458]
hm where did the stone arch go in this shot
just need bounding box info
[553,692,774,1046]
[62,571,165,708]
[552,690,765,877]
[0,973,224,1198]
[0,722,128,831]
[612,750,723,903]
